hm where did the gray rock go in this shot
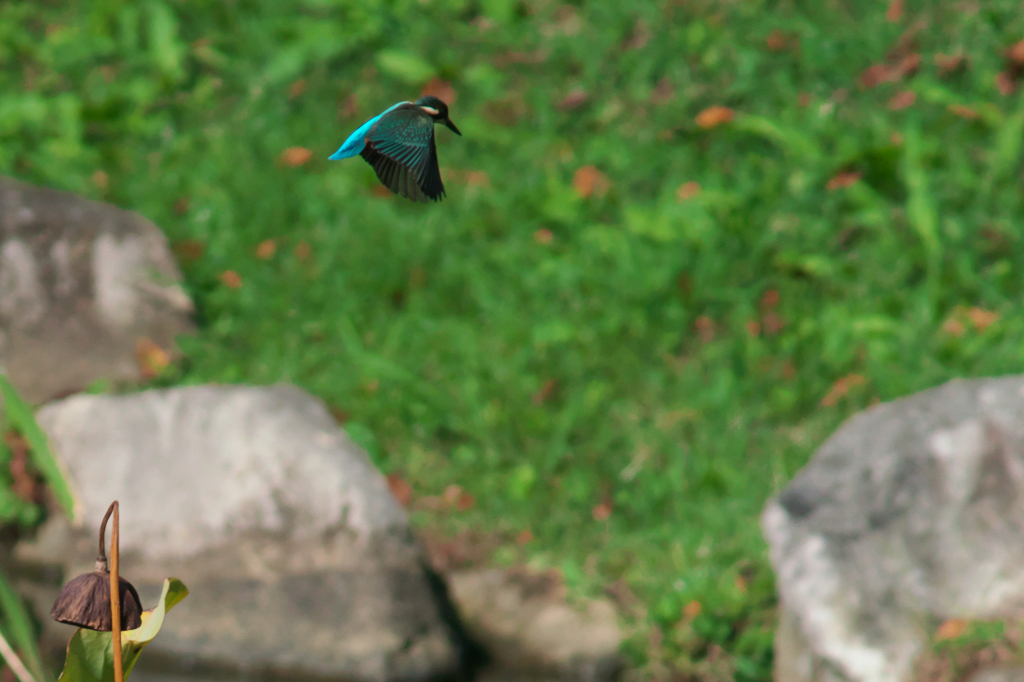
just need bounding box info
[447,568,624,682]
[762,376,1024,682]
[0,176,194,403]
[20,384,463,682]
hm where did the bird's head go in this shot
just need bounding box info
[415,96,462,136]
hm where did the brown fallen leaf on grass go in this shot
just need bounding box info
[934,53,966,76]
[763,311,785,335]
[761,289,780,309]
[463,170,489,188]
[682,600,702,620]
[942,317,966,337]
[420,76,457,104]
[458,490,476,512]
[885,0,904,22]
[860,65,894,89]
[694,315,715,343]
[288,79,306,99]
[173,239,205,266]
[255,239,276,259]
[821,374,865,407]
[746,320,760,337]
[516,529,533,545]
[294,240,312,262]
[558,89,588,111]
[860,53,920,88]
[533,378,558,404]
[442,484,476,511]
[996,37,1024,96]
[136,337,171,379]
[827,171,862,190]
[1007,39,1024,65]
[695,106,734,129]
[968,307,999,331]
[280,147,312,166]
[765,30,799,54]
[572,165,611,199]
[219,270,242,289]
[592,500,612,521]
[997,71,1016,96]
[941,305,996,335]
[948,104,979,119]
[386,473,413,506]
[472,16,496,32]
[676,181,701,201]
[935,618,968,641]
[91,170,109,192]
[887,90,916,110]
[765,30,787,53]
[173,197,190,216]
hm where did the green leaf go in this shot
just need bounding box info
[144,0,184,80]
[989,94,1024,181]
[733,114,822,163]
[480,0,516,23]
[0,568,50,682]
[900,125,940,267]
[0,375,78,520]
[57,578,189,682]
[624,205,677,243]
[507,463,536,500]
[374,50,434,84]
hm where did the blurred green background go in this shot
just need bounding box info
[3,0,1024,679]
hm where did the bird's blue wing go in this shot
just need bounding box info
[359,105,446,202]
[328,102,408,160]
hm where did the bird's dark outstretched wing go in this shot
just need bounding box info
[359,104,446,202]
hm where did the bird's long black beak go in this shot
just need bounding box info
[444,117,462,136]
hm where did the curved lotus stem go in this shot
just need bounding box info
[109,501,123,682]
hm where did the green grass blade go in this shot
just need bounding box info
[990,94,1024,181]
[0,375,78,521]
[0,569,50,682]
[900,123,941,301]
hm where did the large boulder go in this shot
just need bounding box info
[448,568,624,682]
[0,176,194,403]
[763,376,1024,682]
[18,384,465,682]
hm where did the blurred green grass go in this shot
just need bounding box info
[4,0,1024,678]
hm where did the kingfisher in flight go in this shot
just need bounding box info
[329,96,462,203]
